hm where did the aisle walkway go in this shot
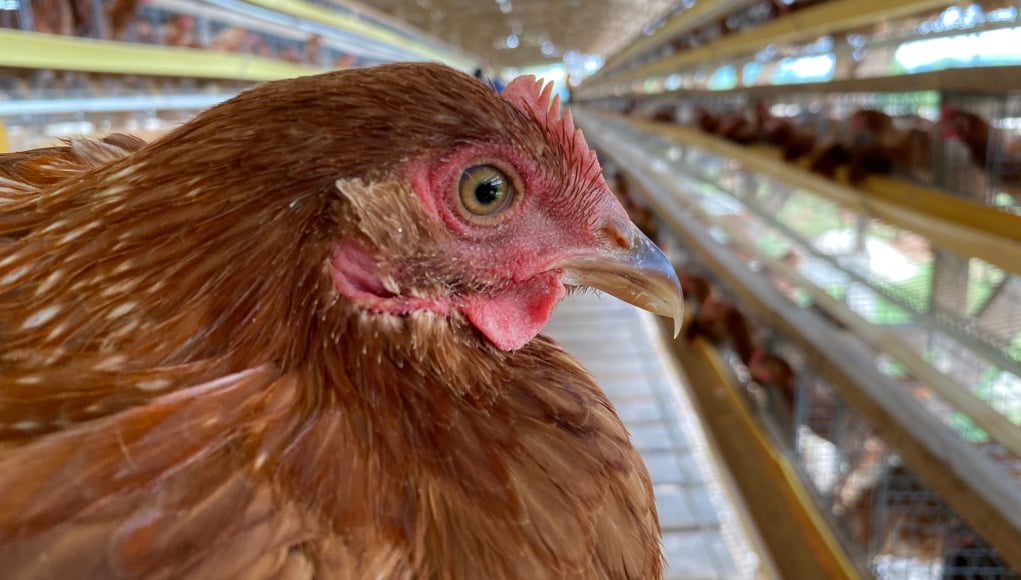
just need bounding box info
[544,293,762,580]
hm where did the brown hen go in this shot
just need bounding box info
[0,63,683,579]
[940,105,1021,201]
[846,109,934,185]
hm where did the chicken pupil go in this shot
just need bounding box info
[475,179,501,205]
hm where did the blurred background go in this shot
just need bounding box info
[4,1,1021,578]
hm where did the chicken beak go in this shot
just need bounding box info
[559,222,684,337]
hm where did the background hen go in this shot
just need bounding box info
[845,109,934,185]
[940,105,1021,203]
[0,63,682,579]
[753,102,817,162]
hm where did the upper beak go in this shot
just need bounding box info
[558,220,684,337]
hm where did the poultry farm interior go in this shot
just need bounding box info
[3,0,1021,577]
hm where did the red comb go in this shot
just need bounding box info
[502,75,606,197]
[938,104,958,138]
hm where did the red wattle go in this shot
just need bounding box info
[460,272,566,351]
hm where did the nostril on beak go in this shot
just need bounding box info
[600,220,634,251]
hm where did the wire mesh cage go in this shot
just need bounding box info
[796,373,1019,580]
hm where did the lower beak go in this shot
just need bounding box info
[559,224,684,337]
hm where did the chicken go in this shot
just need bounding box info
[607,171,657,241]
[30,0,73,35]
[163,14,194,47]
[684,290,754,364]
[282,45,303,64]
[808,140,852,179]
[305,34,322,65]
[715,110,759,145]
[211,26,254,53]
[105,0,140,41]
[939,105,1021,198]
[846,109,934,185]
[678,271,711,308]
[693,106,720,134]
[846,145,893,185]
[836,455,946,562]
[780,132,816,162]
[678,269,797,422]
[755,103,816,161]
[68,0,93,36]
[334,53,357,69]
[748,349,795,408]
[938,105,994,169]
[649,104,677,123]
[803,114,859,179]
[0,63,682,578]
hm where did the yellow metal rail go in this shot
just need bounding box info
[585,0,952,90]
[582,65,1021,101]
[0,30,324,81]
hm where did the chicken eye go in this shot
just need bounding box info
[458,165,514,217]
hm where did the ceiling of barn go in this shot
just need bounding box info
[353,0,678,70]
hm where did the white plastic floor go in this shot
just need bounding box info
[544,292,762,580]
